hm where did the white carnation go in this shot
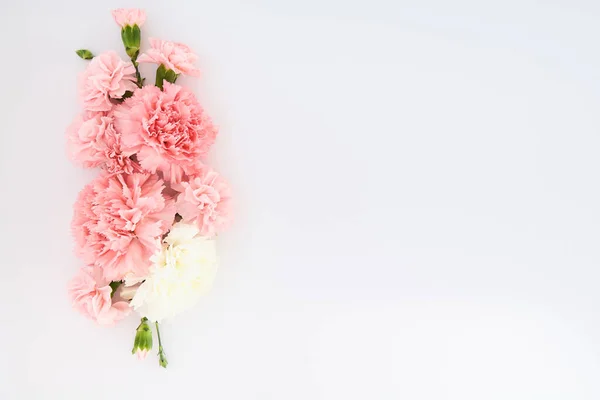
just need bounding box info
[131,222,218,322]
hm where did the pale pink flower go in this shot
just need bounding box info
[175,164,232,237]
[135,349,149,360]
[111,8,146,27]
[66,111,142,175]
[72,173,176,282]
[68,265,131,326]
[114,82,217,182]
[138,38,200,76]
[79,51,137,112]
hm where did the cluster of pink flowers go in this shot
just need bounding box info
[67,9,232,367]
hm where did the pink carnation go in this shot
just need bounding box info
[68,266,131,325]
[114,82,217,182]
[79,51,138,112]
[111,8,146,27]
[175,164,232,237]
[66,111,142,175]
[72,173,176,281]
[138,38,200,76]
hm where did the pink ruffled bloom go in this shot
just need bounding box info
[114,82,217,183]
[66,111,142,175]
[175,164,232,237]
[138,38,201,76]
[68,266,131,325]
[79,51,138,112]
[72,173,176,282]
[111,8,146,27]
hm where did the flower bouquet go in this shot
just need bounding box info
[67,8,232,368]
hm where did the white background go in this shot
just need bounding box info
[1,0,600,398]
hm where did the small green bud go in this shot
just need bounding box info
[75,49,94,60]
[158,347,168,368]
[132,317,153,360]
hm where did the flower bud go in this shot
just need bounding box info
[158,348,168,368]
[131,317,152,360]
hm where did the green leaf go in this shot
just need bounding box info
[75,49,94,60]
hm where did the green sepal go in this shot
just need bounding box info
[131,317,153,354]
[121,25,141,50]
[133,25,141,47]
[155,64,178,89]
[155,64,167,89]
[75,49,94,60]
[164,69,178,84]
[121,24,141,60]
[126,47,139,59]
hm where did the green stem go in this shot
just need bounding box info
[131,58,143,88]
[155,321,168,368]
[155,321,162,344]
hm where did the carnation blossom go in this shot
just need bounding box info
[131,222,218,322]
[68,265,131,325]
[79,51,138,112]
[66,9,234,367]
[66,111,141,175]
[72,173,176,282]
[138,38,200,76]
[111,8,146,27]
[175,164,232,237]
[114,82,217,182]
